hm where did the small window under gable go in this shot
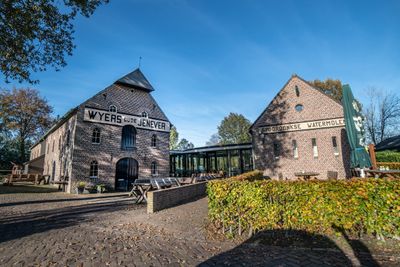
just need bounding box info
[142,111,148,118]
[295,85,300,97]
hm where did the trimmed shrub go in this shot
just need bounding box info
[207,177,400,238]
[230,170,264,181]
[376,150,400,163]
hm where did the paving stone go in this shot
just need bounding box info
[0,192,398,267]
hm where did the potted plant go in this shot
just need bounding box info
[76,181,86,194]
[97,184,106,193]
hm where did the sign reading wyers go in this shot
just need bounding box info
[83,107,170,132]
[260,118,345,134]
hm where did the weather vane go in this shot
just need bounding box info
[138,56,142,68]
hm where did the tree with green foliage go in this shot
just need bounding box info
[217,113,252,145]
[169,125,179,150]
[169,126,194,150]
[205,133,220,146]
[177,138,194,150]
[0,0,108,84]
[309,78,343,101]
[0,88,53,163]
[0,133,20,170]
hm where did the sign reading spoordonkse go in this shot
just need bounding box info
[260,117,345,134]
[83,107,170,132]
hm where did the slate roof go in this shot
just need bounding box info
[375,135,400,151]
[115,68,154,91]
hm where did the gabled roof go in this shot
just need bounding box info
[375,135,400,152]
[250,74,343,130]
[115,68,154,92]
[30,107,79,148]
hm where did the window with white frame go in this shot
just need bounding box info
[292,140,299,158]
[89,160,98,178]
[312,138,318,158]
[332,136,339,156]
[92,128,101,144]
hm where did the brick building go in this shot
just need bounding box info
[27,69,171,193]
[250,75,351,179]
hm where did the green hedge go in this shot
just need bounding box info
[376,150,400,162]
[207,177,400,238]
[230,170,264,181]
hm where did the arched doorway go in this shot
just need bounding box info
[115,158,138,191]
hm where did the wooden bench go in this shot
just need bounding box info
[8,173,45,185]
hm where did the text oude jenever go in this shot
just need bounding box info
[83,108,170,132]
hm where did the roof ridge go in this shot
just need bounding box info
[115,68,154,91]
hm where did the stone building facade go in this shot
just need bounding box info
[250,75,351,179]
[28,69,171,193]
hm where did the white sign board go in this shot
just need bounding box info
[83,108,170,132]
[260,117,345,134]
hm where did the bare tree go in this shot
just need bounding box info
[364,89,400,144]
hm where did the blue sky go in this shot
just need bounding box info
[1,0,400,146]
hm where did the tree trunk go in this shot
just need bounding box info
[19,136,26,163]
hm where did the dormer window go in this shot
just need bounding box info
[142,111,148,118]
[109,105,117,113]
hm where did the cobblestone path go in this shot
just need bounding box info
[0,188,398,266]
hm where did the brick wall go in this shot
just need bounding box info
[147,182,207,213]
[251,75,351,179]
[30,79,171,193]
[42,114,77,193]
[71,83,170,191]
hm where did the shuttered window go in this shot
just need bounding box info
[121,125,136,150]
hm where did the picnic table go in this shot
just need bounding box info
[130,180,152,204]
[365,169,400,179]
[294,172,320,180]
[129,178,181,204]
